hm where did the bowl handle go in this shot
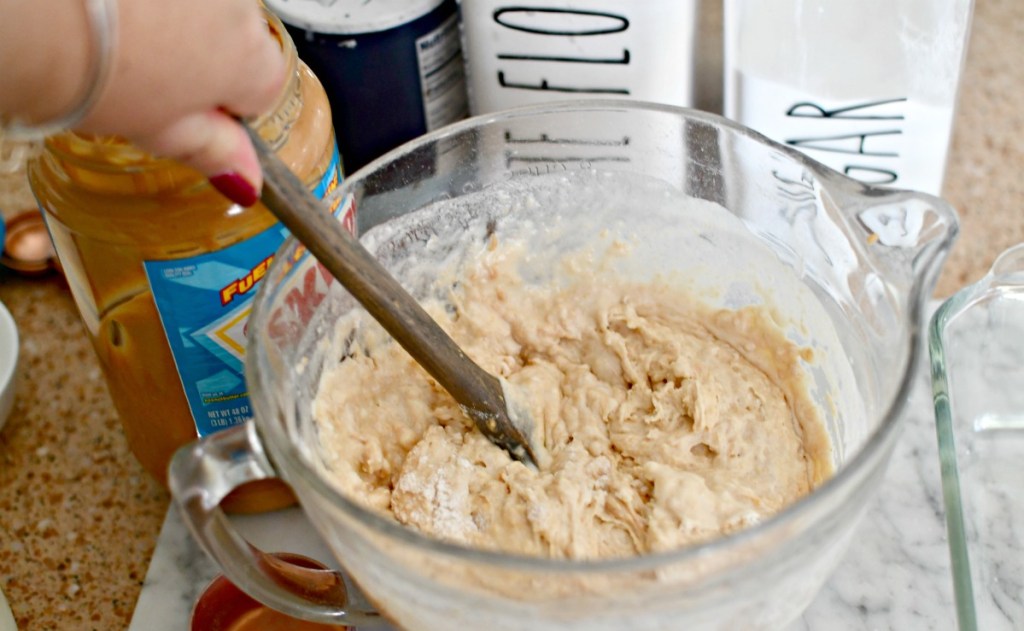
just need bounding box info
[168,420,381,625]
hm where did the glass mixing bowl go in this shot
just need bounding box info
[170,100,958,630]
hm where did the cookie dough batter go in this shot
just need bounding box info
[313,239,832,560]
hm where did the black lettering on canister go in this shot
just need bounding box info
[492,7,630,36]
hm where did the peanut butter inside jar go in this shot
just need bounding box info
[28,12,340,513]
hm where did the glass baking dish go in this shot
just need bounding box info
[929,243,1024,631]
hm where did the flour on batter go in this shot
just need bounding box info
[311,233,832,560]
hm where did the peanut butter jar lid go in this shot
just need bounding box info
[191,553,350,631]
[1,210,57,275]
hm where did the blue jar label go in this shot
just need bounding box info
[144,144,342,437]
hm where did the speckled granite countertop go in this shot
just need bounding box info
[1,1,1021,628]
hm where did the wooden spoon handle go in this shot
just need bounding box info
[244,125,536,466]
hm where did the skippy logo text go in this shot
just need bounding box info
[265,194,356,346]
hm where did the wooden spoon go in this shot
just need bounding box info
[244,124,538,468]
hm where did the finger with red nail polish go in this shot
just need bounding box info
[209,172,259,207]
[133,110,264,206]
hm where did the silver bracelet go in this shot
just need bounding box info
[2,0,118,140]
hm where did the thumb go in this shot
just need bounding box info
[134,110,262,206]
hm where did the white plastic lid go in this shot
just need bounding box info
[265,0,448,35]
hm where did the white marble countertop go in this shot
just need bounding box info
[128,337,960,631]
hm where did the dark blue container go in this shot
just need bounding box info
[267,0,469,173]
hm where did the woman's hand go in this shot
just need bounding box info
[1,0,286,205]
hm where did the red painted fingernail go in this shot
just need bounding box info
[210,172,259,207]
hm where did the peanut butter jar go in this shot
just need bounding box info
[28,11,342,513]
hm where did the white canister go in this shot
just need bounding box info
[723,0,973,195]
[459,1,700,115]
